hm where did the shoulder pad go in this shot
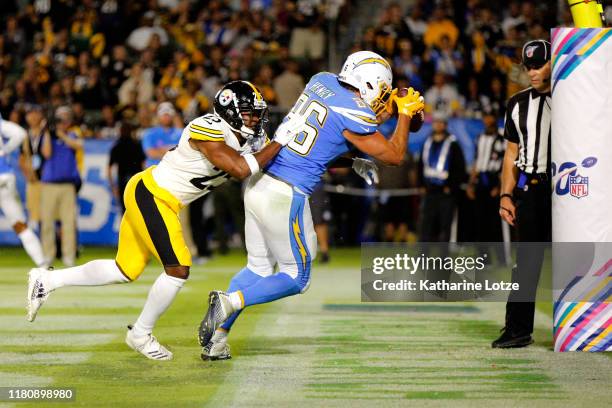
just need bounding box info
[188,114,225,142]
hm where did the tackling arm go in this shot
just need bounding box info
[191,139,282,180]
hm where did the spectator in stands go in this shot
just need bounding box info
[463,77,492,119]
[40,106,82,266]
[252,64,278,106]
[289,0,325,61]
[118,62,154,106]
[176,79,210,123]
[273,59,305,111]
[471,7,502,49]
[393,39,424,92]
[423,6,458,50]
[424,72,462,118]
[126,11,168,52]
[4,15,26,59]
[102,44,130,94]
[141,102,182,168]
[488,76,507,118]
[373,2,413,57]
[424,34,463,80]
[97,105,120,139]
[107,122,145,214]
[404,5,427,54]
[501,1,525,36]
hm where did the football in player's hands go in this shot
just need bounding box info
[388,87,409,115]
[390,88,424,121]
[396,87,409,98]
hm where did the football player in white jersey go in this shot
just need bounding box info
[0,116,47,268]
[26,81,296,360]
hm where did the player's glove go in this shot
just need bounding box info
[244,134,266,153]
[273,113,306,146]
[352,158,379,185]
[392,88,424,118]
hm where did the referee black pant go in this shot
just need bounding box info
[505,182,551,335]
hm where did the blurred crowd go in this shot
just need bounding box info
[1,0,594,263]
[350,0,566,120]
[0,0,347,137]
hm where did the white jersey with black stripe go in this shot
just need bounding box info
[503,87,551,174]
[151,113,245,206]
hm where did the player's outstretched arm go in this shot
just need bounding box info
[191,139,282,180]
[342,88,424,166]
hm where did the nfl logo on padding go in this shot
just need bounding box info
[569,175,588,198]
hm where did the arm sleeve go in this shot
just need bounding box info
[0,120,27,155]
[503,99,519,143]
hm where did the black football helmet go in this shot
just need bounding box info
[213,81,268,140]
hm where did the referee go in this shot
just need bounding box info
[493,39,551,348]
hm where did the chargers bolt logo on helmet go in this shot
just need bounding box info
[338,51,393,115]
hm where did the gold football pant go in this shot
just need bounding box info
[115,167,191,280]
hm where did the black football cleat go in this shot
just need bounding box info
[492,328,534,348]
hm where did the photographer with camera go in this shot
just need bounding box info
[40,106,83,267]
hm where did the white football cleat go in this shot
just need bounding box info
[201,340,231,361]
[125,325,173,361]
[27,268,51,322]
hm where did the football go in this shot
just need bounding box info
[410,109,425,132]
[391,88,424,132]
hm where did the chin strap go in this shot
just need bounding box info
[239,125,255,140]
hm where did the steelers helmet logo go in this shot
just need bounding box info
[219,89,233,106]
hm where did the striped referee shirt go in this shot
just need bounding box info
[475,130,505,174]
[503,87,551,174]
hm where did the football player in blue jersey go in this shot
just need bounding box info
[0,116,47,269]
[198,51,425,360]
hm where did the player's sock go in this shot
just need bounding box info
[44,259,129,291]
[211,329,228,344]
[18,228,46,268]
[237,272,301,307]
[220,267,263,331]
[132,273,185,336]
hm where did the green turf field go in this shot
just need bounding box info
[0,247,610,407]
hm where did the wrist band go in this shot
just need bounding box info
[243,153,259,175]
[500,193,513,201]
